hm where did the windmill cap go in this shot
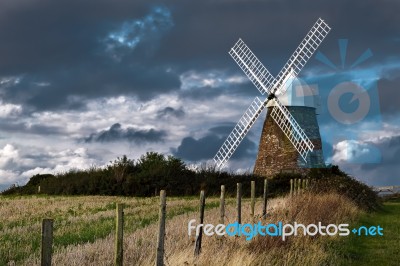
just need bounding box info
[268,77,321,111]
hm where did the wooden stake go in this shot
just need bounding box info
[220,185,225,225]
[250,181,255,221]
[115,203,124,266]
[41,219,53,266]
[290,179,293,197]
[156,190,166,266]
[237,183,242,224]
[262,179,268,218]
[194,190,205,256]
[298,179,302,194]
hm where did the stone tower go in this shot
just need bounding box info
[253,79,325,177]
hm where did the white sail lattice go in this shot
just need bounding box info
[214,97,266,168]
[269,99,314,161]
[274,18,331,95]
[229,39,276,95]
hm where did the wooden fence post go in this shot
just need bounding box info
[41,219,53,266]
[220,185,225,225]
[306,178,309,190]
[262,179,268,218]
[298,179,302,194]
[294,178,297,196]
[115,203,124,266]
[194,190,205,256]
[302,179,306,191]
[156,190,166,266]
[237,183,242,224]
[290,179,293,197]
[251,181,255,221]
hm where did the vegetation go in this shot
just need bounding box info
[2,152,256,197]
[307,166,381,211]
[0,195,230,265]
[0,155,390,265]
[247,192,361,265]
[1,192,362,265]
[1,153,381,212]
[332,197,400,265]
[0,152,388,265]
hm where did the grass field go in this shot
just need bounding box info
[1,192,366,265]
[0,195,228,265]
[334,197,400,266]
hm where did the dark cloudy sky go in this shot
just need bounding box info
[0,0,399,190]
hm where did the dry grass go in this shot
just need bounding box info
[1,192,360,266]
[248,192,361,265]
[0,195,224,265]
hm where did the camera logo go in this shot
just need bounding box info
[311,39,382,164]
[328,81,371,125]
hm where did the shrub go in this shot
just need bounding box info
[312,174,381,211]
[1,153,380,211]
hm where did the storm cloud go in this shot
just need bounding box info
[0,0,399,189]
[84,123,167,143]
[173,126,257,161]
[378,77,400,117]
[157,107,185,119]
[0,0,398,111]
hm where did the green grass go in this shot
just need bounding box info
[0,195,231,265]
[334,197,400,265]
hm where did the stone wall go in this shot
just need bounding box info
[253,106,325,178]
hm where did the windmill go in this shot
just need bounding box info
[214,18,331,176]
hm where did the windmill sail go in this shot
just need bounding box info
[269,98,314,161]
[229,39,276,95]
[274,18,331,95]
[214,97,266,168]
